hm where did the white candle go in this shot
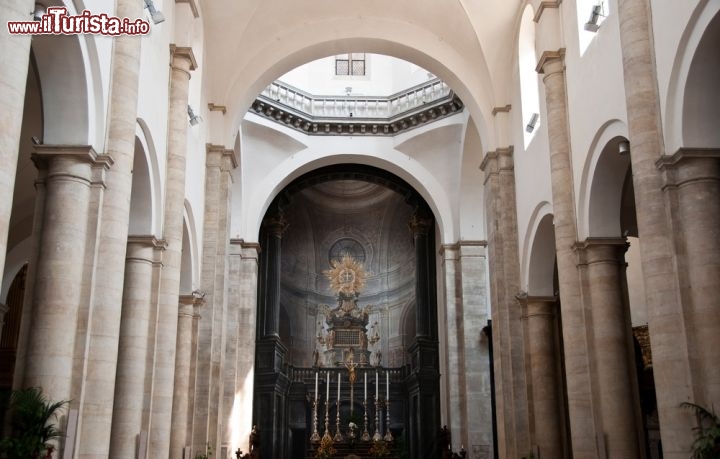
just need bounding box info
[375,370,378,400]
[337,372,341,402]
[326,371,330,403]
[364,372,367,401]
[386,370,389,401]
[315,372,319,403]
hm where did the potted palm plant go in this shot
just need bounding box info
[0,387,69,459]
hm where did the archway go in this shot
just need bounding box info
[253,164,441,458]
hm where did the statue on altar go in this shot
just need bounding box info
[316,254,375,367]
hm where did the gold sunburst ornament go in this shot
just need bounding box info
[324,254,368,295]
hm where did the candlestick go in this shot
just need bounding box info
[315,372,319,403]
[326,371,330,403]
[384,399,394,442]
[361,399,370,441]
[375,370,378,400]
[386,370,389,401]
[323,391,331,442]
[337,372,341,402]
[373,395,382,441]
[334,392,344,442]
[310,399,320,443]
[364,372,367,401]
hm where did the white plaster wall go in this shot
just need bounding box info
[236,112,467,244]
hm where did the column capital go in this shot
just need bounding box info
[179,291,205,309]
[536,49,566,75]
[574,237,628,265]
[261,214,288,237]
[32,144,113,170]
[127,235,167,249]
[533,0,562,23]
[206,144,238,170]
[175,0,199,18]
[169,44,197,73]
[656,147,720,189]
[408,212,433,237]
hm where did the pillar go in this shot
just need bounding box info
[523,296,563,459]
[24,146,111,403]
[0,0,33,287]
[171,293,204,459]
[480,147,531,458]
[189,145,235,453]
[658,150,720,413]
[576,239,640,458]
[617,1,698,455]
[78,1,144,455]
[149,45,196,458]
[537,50,599,458]
[407,202,440,457]
[254,207,289,459]
[110,236,165,457]
[231,240,260,453]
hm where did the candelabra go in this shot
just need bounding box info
[361,400,371,441]
[372,396,382,441]
[333,400,344,442]
[383,399,393,442]
[310,399,321,443]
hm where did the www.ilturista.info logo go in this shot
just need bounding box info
[7,7,150,35]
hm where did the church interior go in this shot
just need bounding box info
[0,0,718,458]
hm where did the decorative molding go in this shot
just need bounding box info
[536,48,566,74]
[656,147,720,169]
[169,44,197,71]
[479,146,513,172]
[491,105,511,116]
[127,235,167,249]
[533,0,563,23]
[175,0,199,18]
[208,103,227,114]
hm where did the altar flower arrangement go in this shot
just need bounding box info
[314,435,336,459]
[369,439,391,458]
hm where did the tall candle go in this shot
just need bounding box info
[375,370,379,400]
[326,371,330,403]
[386,370,389,401]
[364,372,367,401]
[337,372,341,402]
[315,372,319,403]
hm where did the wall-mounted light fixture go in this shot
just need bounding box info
[584,3,606,32]
[525,113,539,133]
[618,140,630,156]
[144,0,165,25]
[187,105,202,126]
[33,4,46,21]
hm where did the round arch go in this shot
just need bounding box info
[220,19,495,151]
[665,0,720,152]
[239,148,456,244]
[523,202,555,296]
[577,119,631,239]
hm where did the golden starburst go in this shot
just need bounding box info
[323,254,368,295]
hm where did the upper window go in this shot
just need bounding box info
[335,53,366,76]
[577,0,610,55]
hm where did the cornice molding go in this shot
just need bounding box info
[169,44,197,71]
[492,105,511,116]
[536,48,566,74]
[208,103,227,114]
[175,0,199,18]
[250,94,464,137]
[533,0,563,23]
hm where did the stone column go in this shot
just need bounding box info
[480,147,530,458]
[657,150,720,415]
[616,1,697,455]
[254,208,289,459]
[537,50,599,458]
[576,239,640,458]
[0,0,33,288]
[110,236,165,458]
[407,203,440,457]
[24,146,110,403]
[232,240,260,453]
[79,2,144,454]
[171,293,204,459]
[149,45,196,458]
[523,296,563,459]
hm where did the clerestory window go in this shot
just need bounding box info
[335,53,366,76]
